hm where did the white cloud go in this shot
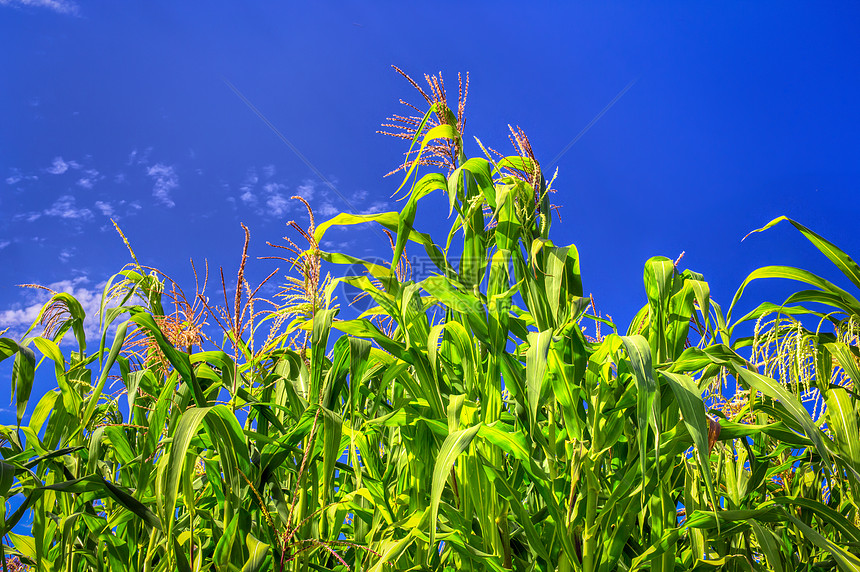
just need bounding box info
[266,194,291,217]
[127,147,152,166]
[322,240,356,250]
[359,201,389,215]
[0,240,10,250]
[90,199,141,223]
[94,201,113,216]
[239,168,259,205]
[46,156,80,175]
[0,303,42,337]
[13,212,41,223]
[147,163,178,207]
[5,169,38,186]
[295,181,316,201]
[260,182,291,217]
[76,168,100,189]
[58,248,74,263]
[44,195,92,220]
[230,172,384,222]
[318,202,339,217]
[114,173,126,184]
[240,191,255,205]
[262,182,286,194]
[0,0,80,15]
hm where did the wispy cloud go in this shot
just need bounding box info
[76,168,101,189]
[227,168,383,222]
[13,212,41,223]
[46,156,81,175]
[90,199,140,221]
[260,181,291,216]
[0,240,10,250]
[0,0,80,15]
[5,169,38,186]
[0,302,43,337]
[127,147,152,166]
[239,168,259,205]
[262,182,285,194]
[321,239,357,250]
[94,201,113,216]
[147,163,178,207]
[294,181,315,201]
[318,203,338,217]
[359,201,389,215]
[44,195,93,220]
[58,247,74,263]
[232,168,321,218]
[266,193,291,217]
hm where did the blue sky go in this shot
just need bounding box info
[2,1,860,352]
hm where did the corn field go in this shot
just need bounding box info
[2,72,860,571]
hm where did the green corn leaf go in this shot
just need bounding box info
[643,256,676,361]
[241,533,270,572]
[40,475,160,530]
[429,424,481,555]
[747,216,860,290]
[309,308,336,403]
[730,299,826,329]
[728,265,860,324]
[525,330,553,437]
[214,512,240,571]
[320,406,344,498]
[732,367,832,466]
[161,405,250,552]
[79,320,128,432]
[783,512,860,572]
[396,121,458,195]
[368,528,420,572]
[620,334,660,486]
[480,459,552,564]
[661,371,718,512]
[545,244,583,326]
[822,383,860,470]
[749,519,785,572]
[394,172,447,263]
[0,461,15,498]
[771,496,860,544]
[13,352,35,429]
